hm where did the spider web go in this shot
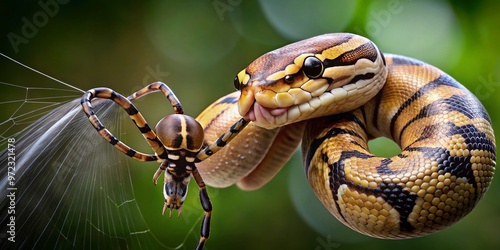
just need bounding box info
[0,56,203,249]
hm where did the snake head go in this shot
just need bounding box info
[162,168,191,217]
[234,33,386,129]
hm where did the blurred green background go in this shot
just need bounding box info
[1,0,500,249]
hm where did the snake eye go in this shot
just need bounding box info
[284,75,294,84]
[233,76,241,90]
[303,56,324,79]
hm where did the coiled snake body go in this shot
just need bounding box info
[196,33,496,238]
[83,33,496,246]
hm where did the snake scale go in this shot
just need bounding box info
[83,33,496,247]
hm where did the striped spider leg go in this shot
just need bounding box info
[81,82,249,250]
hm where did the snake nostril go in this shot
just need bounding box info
[284,75,294,84]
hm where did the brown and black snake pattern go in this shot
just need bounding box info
[83,33,495,247]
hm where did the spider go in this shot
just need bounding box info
[81,82,249,250]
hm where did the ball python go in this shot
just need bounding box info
[83,33,496,247]
[196,33,496,239]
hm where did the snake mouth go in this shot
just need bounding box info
[238,78,333,128]
[238,86,315,129]
[238,86,305,128]
[243,101,289,123]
